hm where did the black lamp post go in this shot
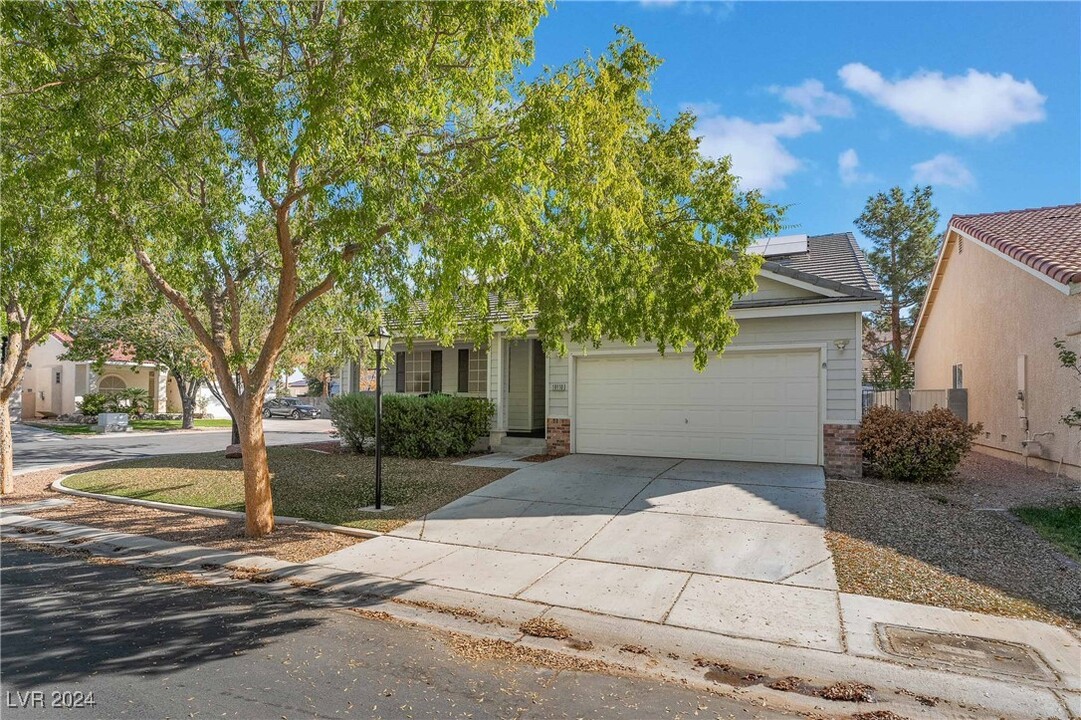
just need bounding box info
[367,326,392,510]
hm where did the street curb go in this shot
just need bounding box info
[1,512,1074,720]
[50,477,383,539]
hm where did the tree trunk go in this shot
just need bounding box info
[235,404,274,537]
[181,396,195,430]
[891,299,902,356]
[176,377,199,430]
[0,405,13,494]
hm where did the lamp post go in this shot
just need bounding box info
[367,326,392,510]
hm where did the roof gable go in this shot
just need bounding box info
[950,203,1081,288]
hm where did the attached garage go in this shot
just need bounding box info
[572,349,823,464]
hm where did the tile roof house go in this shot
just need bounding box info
[909,203,1081,479]
[12,332,228,421]
[343,232,882,478]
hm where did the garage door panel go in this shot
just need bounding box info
[574,350,820,465]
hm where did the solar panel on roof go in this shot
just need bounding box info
[746,234,808,257]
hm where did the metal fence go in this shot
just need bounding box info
[863,388,968,422]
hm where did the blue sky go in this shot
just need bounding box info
[529,1,1081,247]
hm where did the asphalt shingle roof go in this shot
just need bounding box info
[950,203,1081,286]
[394,231,881,327]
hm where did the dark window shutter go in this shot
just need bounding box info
[431,351,442,393]
[395,352,405,392]
[458,349,469,392]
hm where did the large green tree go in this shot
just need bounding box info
[855,186,940,388]
[0,9,108,491]
[8,2,781,535]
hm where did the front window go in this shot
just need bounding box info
[98,375,126,395]
[467,349,487,393]
[403,351,431,393]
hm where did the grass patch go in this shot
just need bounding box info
[1013,505,1081,562]
[62,446,510,533]
[129,418,234,431]
[26,418,232,434]
[25,422,95,435]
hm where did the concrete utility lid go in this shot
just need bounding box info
[876,623,1057,682]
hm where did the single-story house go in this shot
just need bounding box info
[11,332,227,420]
[908,203,1081,479]
[342,232,882,477]
[286,378,311,396]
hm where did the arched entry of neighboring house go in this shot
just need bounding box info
[98,375,127,395]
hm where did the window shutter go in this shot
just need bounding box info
[458,349,469,392]
[431,351,443,393]
[395,352,405,392]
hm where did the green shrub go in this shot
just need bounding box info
[77,392,108,416]
[859,405,982,482]
[327,393,376,453]
[108,387,151,416]
[329,393,495,458]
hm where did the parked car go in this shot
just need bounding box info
[263,397,321,420]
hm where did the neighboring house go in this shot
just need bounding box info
[287,379,310,397]
[11,332,226,420]
[908,203,1081,479]
[342,232,882,477]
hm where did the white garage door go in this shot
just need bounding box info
[574,350,821,464]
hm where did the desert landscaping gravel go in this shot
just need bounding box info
[827,452,1081,628]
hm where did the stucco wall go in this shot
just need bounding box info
[911,231,1081,478]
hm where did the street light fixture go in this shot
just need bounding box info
[367,326,392,510]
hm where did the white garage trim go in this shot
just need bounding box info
[568,343,827,464]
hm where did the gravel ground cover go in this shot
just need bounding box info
[827,451,1081,628]
[1,466,359,562]
[61,445,513,533]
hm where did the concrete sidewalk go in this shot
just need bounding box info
[1,508,1077,719]
[305,453,1079,719]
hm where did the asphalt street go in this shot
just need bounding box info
[11,419,336,475]
[0,546,793,719]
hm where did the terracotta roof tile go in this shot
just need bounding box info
[950,203,1081,286]
[51,331,140,364]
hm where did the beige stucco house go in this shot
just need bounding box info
[343,233,882,477]
[908,203,1081,479]
[12,332,225,420]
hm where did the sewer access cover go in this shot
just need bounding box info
[876,624,1056,682]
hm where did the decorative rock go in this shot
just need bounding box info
[224,443,243,459]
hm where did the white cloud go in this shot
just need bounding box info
[839,63,1046,138]
[838,148,873,185]
[691,109,820,192]
[770,79,853,118]
[640,0,734,17]
[911,153,975,188]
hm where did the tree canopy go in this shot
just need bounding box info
[5,1,782,533]
[855,186,940,388]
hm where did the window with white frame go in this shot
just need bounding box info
[98,375,127,395]
[468,348,487,393]
[403,351,431,393]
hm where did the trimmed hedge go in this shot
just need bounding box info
[859,405,982,482]
[328,393,495,458]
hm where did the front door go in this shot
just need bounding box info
[506,339,545,434]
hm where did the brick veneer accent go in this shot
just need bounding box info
[546,418,571,455]
[823,423,861,479]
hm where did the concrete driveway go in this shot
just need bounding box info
[313,454,844,651]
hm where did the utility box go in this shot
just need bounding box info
[96,413,131,433]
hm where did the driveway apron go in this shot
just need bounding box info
[312,454,843,651]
